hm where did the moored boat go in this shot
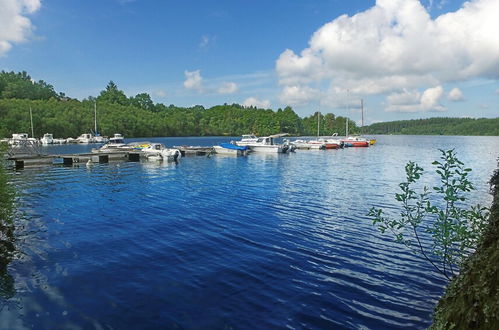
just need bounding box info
[76,133,94,144]
[40,133,54,145]
[213,143,249,156]
[92,134,131,153]
[141,143,182,162]
[341,136,370,147]
[235,134,290,153]
[291,139,325,150]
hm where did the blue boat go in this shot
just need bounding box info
[213,143,249,155]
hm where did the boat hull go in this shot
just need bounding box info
[248,145,286,153]
[213,146,247,156]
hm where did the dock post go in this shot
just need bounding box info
[15,160,24,169]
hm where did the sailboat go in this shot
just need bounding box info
[341,99,371,147]
[76,102,108,143]
[291,112,325,150]
[92,102,108,143]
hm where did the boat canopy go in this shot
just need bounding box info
[219,143,249,150]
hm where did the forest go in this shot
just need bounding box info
[1,71,497,138]
[364,117,499,136]
[0,71,357,138]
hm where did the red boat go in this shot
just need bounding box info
[341,136,370,147]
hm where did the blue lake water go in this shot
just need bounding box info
[1,135,498,329]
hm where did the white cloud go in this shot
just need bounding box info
[217,82,238,94]
[448,87,464,101]
[183,70,203,91]
[279,85,320,106]
[243,97,271,109]
[0,0,41,56]
[386,86,446,112]
[276,0,499,112]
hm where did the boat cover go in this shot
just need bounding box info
[219,143,249,150]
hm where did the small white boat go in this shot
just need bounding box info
[66,137,78,143]
[141,143,182,162]
[8,133,40,146]
[76,133,94,144]
[93,135,109,144]
[8,133,29,146]
[213,143,249,156]
[291,139,325,150]
[40,133,54,145]
[52,138,67,144]
[235,134,290,153]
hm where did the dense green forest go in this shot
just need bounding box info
[364,117,499,136]
[0,71,357,138]
[1,71,497,138]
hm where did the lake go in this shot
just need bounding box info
[1,135,498,329]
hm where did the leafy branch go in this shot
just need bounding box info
[368,149,489,280]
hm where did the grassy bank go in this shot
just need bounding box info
[431,165,499,329]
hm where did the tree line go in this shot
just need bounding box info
[2,70,497,138]
[364,117,499,136]
[0,71,358,138]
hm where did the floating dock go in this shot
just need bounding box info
[7,151,141,169]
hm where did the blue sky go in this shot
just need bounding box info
[1,0,498,123]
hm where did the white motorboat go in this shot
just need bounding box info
[40,133,54,145]
[92,134,131,153]
[76,133,94,143]
[9,133,29,146]
[141,143,182,162]
[52,138,67,144]
[8,133,39,146]
[93,135,109,144]
[291,139,325,150]
[236,134,290,153]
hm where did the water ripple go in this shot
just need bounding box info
[1,135,497,329]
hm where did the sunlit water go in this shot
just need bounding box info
[1,135,498,329]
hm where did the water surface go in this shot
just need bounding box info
[1,135,498,329]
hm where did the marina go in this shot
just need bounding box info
[4,132,378,169]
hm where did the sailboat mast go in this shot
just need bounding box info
[361,99,364,135]
[29,106,34,138]
[94,101,98,135]
[346,89,349,137]
[317,111,320,138]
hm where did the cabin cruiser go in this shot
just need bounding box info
[8,133,39,146]
[40,133,54,145]
[141,143,182,162]
[235,134,290,153]
[76,133,94,144]
[92,134,131,153]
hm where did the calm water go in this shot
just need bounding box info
[1,135,498,329]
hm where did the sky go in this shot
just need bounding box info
[0,0,498,124]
